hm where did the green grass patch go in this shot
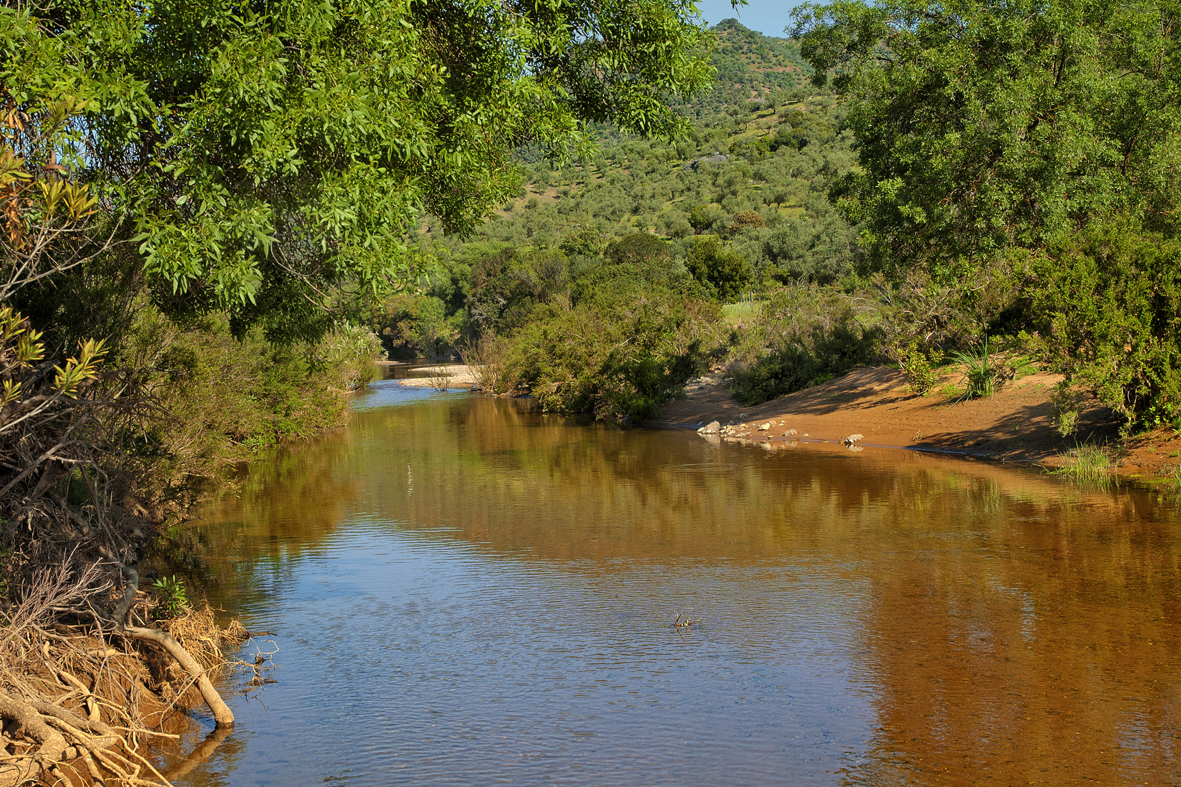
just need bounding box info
[722,300,763,318]
[1010,356,1039,380]
[1052,443,1113,486]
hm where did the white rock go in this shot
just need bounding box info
[698,420,721,435]
[843,433,864,445]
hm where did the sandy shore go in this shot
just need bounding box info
[384,363,480,389]
[651,365,1181,481]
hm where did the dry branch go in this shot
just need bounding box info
[0,564,243,786]
[121,627,233,728]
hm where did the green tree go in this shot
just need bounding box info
[2,0,721,334]
[605,232,672,268]
[793,0,1181,277]
[686,234,752,300]
[794,0,1181,426]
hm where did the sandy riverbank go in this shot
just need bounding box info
[652,365,1181,481]
[380,363,480,389]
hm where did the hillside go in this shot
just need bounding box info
[688,19,812,115]
[389,22,857,362]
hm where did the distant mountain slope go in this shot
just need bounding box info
[414,20,850,276]
[687,19,811,115]
[389,21,855,361]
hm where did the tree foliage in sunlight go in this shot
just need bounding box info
[793,0,1181,277]
[793,0,1181,426]
[1,0,717,335]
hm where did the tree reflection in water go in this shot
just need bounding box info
[176,388,1181,786]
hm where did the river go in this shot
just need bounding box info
[162,380,1181,786]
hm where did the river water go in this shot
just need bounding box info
[165,381,1181,786]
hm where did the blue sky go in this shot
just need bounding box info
[696,0,803,38]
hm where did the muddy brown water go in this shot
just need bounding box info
[161,381,1181,786]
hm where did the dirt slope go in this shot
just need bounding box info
[652,365,1181,480]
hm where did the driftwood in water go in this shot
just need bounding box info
[0,564,245,787]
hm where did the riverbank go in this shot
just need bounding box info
[653,365,1181,482]
[380,363,480,389]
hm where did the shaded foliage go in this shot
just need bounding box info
[1028,225,1181,428]
[729,285,883,405]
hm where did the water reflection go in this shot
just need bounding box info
[172,383,1181,786]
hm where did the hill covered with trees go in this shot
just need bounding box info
[376,21,859,380]
[386,5,1181,451]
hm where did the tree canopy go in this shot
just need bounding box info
[1,0,720,335]
[793,0,1181,277]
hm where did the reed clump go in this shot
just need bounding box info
[1052,443,1114,486]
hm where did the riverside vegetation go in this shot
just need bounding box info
[0,0,717,783]
[4,0,1181,783]
[387,9,1181,458]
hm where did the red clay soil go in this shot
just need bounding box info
[651,365,1181,481]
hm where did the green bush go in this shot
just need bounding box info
[118,302,381,483]
[152,575,189,620]
[467,248,569,334]
[893,341,940,395]
[1050,382,1084,437]
[729,284,883,405]
[604,233,672,268]
[1030,225,1181,429]
[686,235,754,302]
[492,290,721,421]
[748,213,855,284]
[314,323,385,391]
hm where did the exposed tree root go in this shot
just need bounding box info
[120,627,233,728]
[0,566,247,786]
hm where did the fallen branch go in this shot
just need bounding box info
[121,626,234,728]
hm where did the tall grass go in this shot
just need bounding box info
[950,336,997,400]
[1052,443,1113,486]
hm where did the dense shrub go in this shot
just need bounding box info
[728,210,766,235]
[1029,226,1181,428]
[685,235,754,301]
[467,248,569,334]
[729,285,883,405]
[870,265,1025,357]
[314,323,386,391]
[490,290,721,421]
[747,213,856,284]
[375,294,467,360]
[119,304,382,482]
[604,233,672,267]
